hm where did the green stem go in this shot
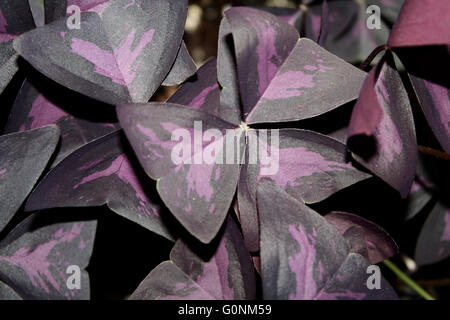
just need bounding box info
[383,259,436,300]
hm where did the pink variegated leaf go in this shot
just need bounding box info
[130,217,256,300]
[258,179,398,300]
[415,202,450,266]
[348,56,417,198]
[0,214,96,300]
[388,0,450,48]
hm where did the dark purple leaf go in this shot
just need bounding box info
[348,57,417,198]
[258,179,398,300]
[238,129,371,251]
[325,211,398,264]
[25,130,173,241]
[273,0,396,63]
[317,0,328,47]
[117,102,243,244]
[222,7,367,123]
[388,0,450,48]
[223,7,299,118]
[415,202,450,266]
[257,7,301,29]
[0,126,59,233]
[313,0,390,63]
[167,59,221,118]
[14,0,188,104]
[0,214,96,299]
[130,217,256,300]
[5,79,119,167]
[0,0,35,93]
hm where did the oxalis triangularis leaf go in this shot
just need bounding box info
[25,129,174,241]
[22,60,223,242]
[116,7,371,248]
[0,213,96,300]
[257,179,398,300]
[0,0,35,94]
[13,0,196,105]
[387,0,450,154]
[5,77,119,168]
[130,217,256,300]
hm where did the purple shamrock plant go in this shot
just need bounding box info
[116,7,372,250]
[0,0,449,301]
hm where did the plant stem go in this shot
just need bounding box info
[418,146,450,161]
[383,259,436,300]
[359,44,390,71]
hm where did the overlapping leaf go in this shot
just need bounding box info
[0,0,35,93]
[5,79,119,167]
[117,102,243,244]
[238,129,371,251]
[14,0,190,104]
[0,214,96,299]
[415,202,450,266]
[258,179,398,300]
[130,217,256,300]
[395,46,450,154]
[222,7,367,124]
[324,211,397,264]
[25,130,173,241]
[348,55,417,198]
[118,8,371,245]
[388,0,450,48]
[0,126,59,233]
